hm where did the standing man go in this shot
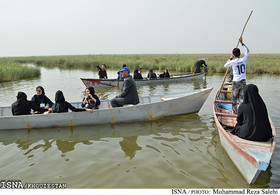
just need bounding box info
[224,37,249,114]
[194,58,207,73]
[111,67,139,107]
[98,64,108,79]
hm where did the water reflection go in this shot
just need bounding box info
[0,114,209,158]
[119,136,142,159]
[56,140,93,154]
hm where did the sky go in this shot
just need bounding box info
[0,0,279,57]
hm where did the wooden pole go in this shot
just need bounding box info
[218,10,253,95]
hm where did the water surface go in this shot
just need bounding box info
[0,67,279,188]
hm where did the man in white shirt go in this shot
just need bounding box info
[224,37,249,114]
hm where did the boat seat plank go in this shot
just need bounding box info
[220,90,232,94]
[223,85,233,89]
[215,112,237,117]
[215,100,239,104]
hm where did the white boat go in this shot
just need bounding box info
[213,83,276,184]
[0,88,212,130]
[81,72,205,88]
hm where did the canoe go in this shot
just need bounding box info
[0,88,212,130]
[213,83,276,184]
[81,72,205,88]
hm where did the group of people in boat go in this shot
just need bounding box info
[223,37,272,142]
[12,66,140,115]
[98,63,171,80]
[12,87,97,115]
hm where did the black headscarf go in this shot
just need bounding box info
[87,87,95,96]
[36,86,45,98]
[52,90,67,113]
[55,90,65,103]
[17,92,27,102]
[134,69,138,74]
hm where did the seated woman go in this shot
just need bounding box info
[133,69,143,80]
[147,69,157,80]
[31,86,54,113]
[50,90,92,113]
[159,69,170,78]
[12,92,47,115]
[81,87,100,109]
[231,84,273,141]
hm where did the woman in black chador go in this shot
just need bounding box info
[51,90,92,113]
[133,69,143,80]
[231,84,273,141]
[12,92,46,115]
[31,86,53,113]
[81,87,100,109]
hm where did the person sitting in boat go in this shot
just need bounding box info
[111,67,139,107]
[231,84,273,141]
[50,90,93,113]
[147,69,157,80]
[31,86,54,113]
[139,68,143,76]
[159,69,170,78]
[194,58,207,73]
[98,64,108,79]
[117,64,127,80]
[12,92,48,115]
[81,87,100,109]
[133,69,143,80]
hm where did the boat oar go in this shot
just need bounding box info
[218,10,253,96]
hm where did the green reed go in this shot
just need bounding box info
[2,54,280,74]
[0,63,41,82]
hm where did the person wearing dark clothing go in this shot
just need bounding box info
[31,86,53,113]
[51,90,92,113]
[12,92,47,115]
[231,84,273,141]
[147,69,157,80]
[194,58,207,73]
[81,87,101,109]
[111,67,139,107]
[133,69,143,80]
[159,69,170,78]
[98,64,108,79]
[117,64,127,80]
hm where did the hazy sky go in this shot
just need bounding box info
[0,0,279,57]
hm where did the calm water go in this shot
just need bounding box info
[0,67,279,188]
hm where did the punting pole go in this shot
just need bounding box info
[218,10,253,96]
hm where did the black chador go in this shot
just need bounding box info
[231,84,273,141]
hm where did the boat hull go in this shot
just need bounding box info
[81,72,205,88]
[0,88,212,130]
[213,84,276,184]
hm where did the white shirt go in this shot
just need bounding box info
[224,44,249,82]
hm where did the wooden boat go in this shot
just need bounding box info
[81,72,205,88]
[213,82,276,184]
[0,88,212,130]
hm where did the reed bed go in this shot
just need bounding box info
[2,54,280,74]
[0,63,40,82]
